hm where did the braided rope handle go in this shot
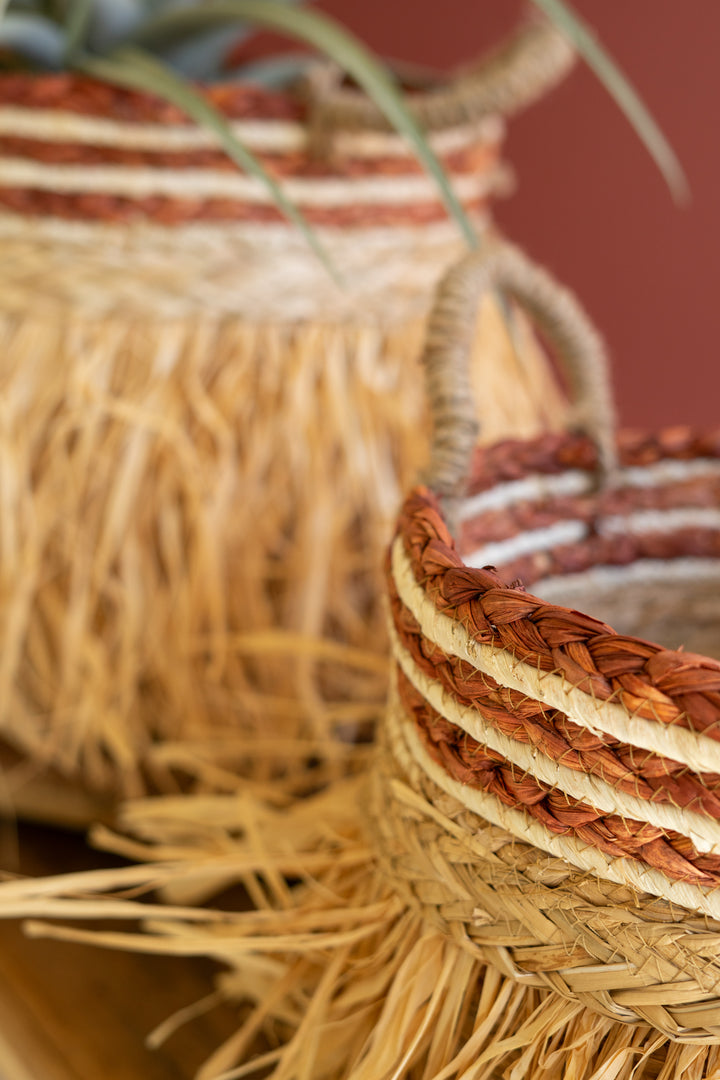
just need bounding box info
[304,20,575,139]
[422,240,617,505]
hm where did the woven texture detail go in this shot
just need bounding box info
[384,429,720,1038]
[375,678,720,1042]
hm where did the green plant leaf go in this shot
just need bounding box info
[77,46,342,281]
[125,0,478,247]
[63,0,94,61]
[530,0,689,203]
[224,52,312,88]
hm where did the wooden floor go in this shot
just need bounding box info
[0,821,240,1080]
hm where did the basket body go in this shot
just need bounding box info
[384,428,720,1042]
[0,72,569,797]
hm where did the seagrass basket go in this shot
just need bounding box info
[10,244,720,1080]
[0,20,574,803]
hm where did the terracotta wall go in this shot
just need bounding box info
[321,0,720,429]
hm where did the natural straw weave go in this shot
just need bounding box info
[0,21,573,804]
[7,246,720,1080]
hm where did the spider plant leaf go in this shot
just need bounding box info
[63,0,94,61]
[224,52,312,88]
[76,47,342,282]
[0,12,64,66]
[126,0,478,247]
[530,0,689,203]
[155,26,252,80]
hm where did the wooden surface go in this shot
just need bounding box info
[0,822,240,1080]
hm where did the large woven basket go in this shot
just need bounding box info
[0,20,574,803]
[8,244,720,1080]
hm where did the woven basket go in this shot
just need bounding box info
[0,20,574,803]
[380,242,720,1058]
[8,244,720,1080]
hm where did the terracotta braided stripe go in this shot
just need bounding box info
[470,524,720,594]
[465,430,720,497]
[374,688,720,1038]
[0,158,500,203]
[384,678,720,941]
[0,189,493,227]
[0,73,303,122]
[459,461,720,551]
[395,491,720,748]
[388,587,720,822]
[396,670,720,885]
[0,134,501,177]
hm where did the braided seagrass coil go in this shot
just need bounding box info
[0,22,573,803]
[383,241,720,1045]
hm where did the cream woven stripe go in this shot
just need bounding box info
[457,458,720,522]
[387,688,720,922]
[0,106,502,157]
[464,506,720,569]
[390,620,720,855]
[0,155,501,205]
[0,212,489,321]
[391,537,720,775]
[536,557,720,603]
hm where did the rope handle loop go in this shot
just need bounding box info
[422,239,617,504]
[303,20,575,144]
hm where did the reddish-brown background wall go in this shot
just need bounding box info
[320,0,719,429]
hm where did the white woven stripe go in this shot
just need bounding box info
[387,687,720,922]
[0,154,499,205]
[464,506,720,570]
[390,621,720,855]
[536,557,720,603]
[391,536,720,775]
[464,519,585,567]
[0,212,490,321]
[457,458,720,522]
[0,105,502,157]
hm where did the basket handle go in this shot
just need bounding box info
[422,240,617,506]
[304,20,575,141]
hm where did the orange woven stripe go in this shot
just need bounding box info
[0,134,500,178]
[389,581,720,816]
[398,669,720,887]
[396,435,720,737]
[0,73,303,122]
[464,430,720,498]
[0,189,490,226]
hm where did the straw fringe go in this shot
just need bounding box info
[0,290,565,795]
[4,719,720,1077]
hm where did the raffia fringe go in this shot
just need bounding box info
[0,293,565,795]
[4,722,720,1079]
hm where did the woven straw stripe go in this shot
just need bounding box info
[0,105,502,157]
[458,458,720,522]
[391,536,720,775]
[387,684,720,921]
[0,212,492,321]
[390,621,720,854]
[464,507,720,570]
[390,583,720,819]
[0,155,499,205]
[537,557,720,602]
[373,685,720,1042]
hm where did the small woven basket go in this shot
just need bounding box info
[382,242,720,1051]
[0,20,573,802]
